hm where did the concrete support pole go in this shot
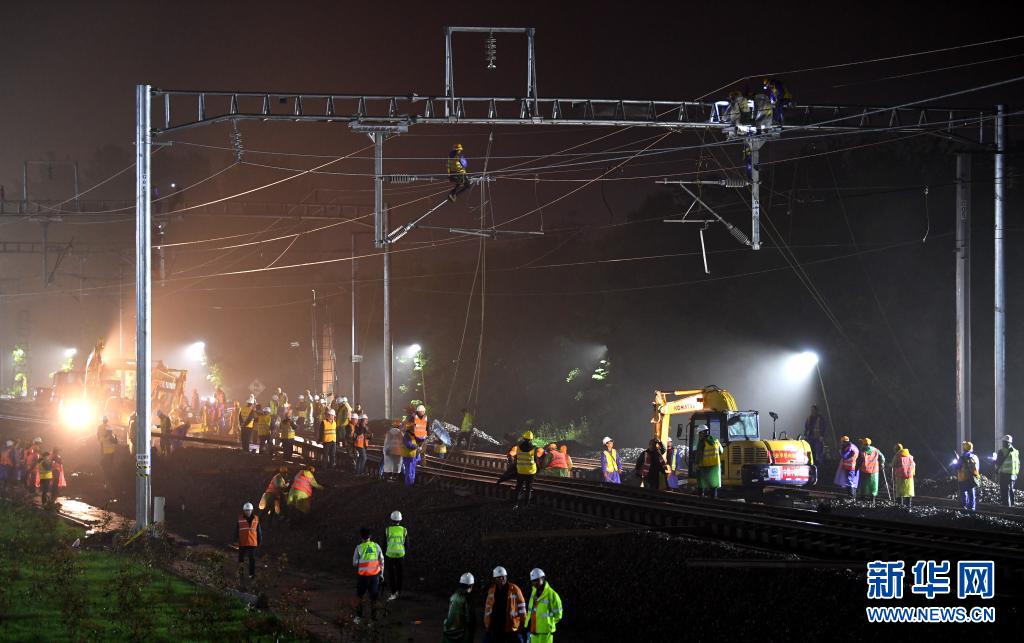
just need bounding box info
[351,232,360,403]
[955,153,972,448]
[383,204,392,421]
[134,84,153,530]
[748,139,764,250]
[994,105,1006,450]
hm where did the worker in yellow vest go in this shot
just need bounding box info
[513,431,539,509]
[277,403,297,460]
[287,466,324,516]
[34,451,55,506]
[995,435,1020,507]
[295,394,310,431]
[385,510,407,601]
[235,502,262,579]
[99,425,119,489]
[601,437,622,484]
[696,429,724,498]
[256,406,273,455]
[401,426,419,486]
[321,408,338,467]
[526,568,563,643]
[891,445,916,507]
[352,526,384,624]
[239,396,257,452]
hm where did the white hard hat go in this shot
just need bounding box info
[416,405,426,413]
[1004,434,1014,443]
[242,502,254,511]
[492,566,508,578]
[602,436,613,445]
[530,568,545,581]
[33,437,42,444]
[390,510,402,521]
[327,408,336,416]
[248,395,256,403]
[341,397,348,403]
[263,407,271,413]
[314,395,321,401]
[272,395,279,401]
[361,413,369,420]
[5,440,12,447]
[460,572,475,585]
[298,395,305,400]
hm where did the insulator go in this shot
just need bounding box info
[485,33,497,69]
[726,223,752,246]
[386,174,415,184]
[230,123,244,162]
[722,178,749,188]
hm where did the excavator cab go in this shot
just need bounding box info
[680,410,816,490]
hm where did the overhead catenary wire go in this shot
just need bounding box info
[694,33,1024,100]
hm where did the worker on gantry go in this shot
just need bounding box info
[762,78,792,126]
[447,143,470,202]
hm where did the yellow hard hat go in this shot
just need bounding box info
[453,143,463,151]
[522,430,534,440]
[963,441,973,451]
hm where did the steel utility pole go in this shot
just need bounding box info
[994,105,1006,451]
[134,84,153,530]
[955,154,972,449]
[351,123,406,420]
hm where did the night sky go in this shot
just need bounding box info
[1,1,1021,468]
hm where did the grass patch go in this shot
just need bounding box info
[0,500,281,641]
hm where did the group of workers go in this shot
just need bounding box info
[0,436,66,505]
[234,491,565,640]
[722,77,793,129]
[495,431,576,509]
[833,433,1020,510]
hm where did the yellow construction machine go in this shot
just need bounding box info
[652,386,817,490]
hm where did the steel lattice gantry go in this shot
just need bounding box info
[149,89,996,139]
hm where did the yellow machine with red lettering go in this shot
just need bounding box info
[652,386,817,489]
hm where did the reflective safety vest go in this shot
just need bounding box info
[237,513,259,547]
[385,525,407,558]
[893,454,915,479]
[256,414,272,436]
[516,445,537,475]
[0,447,13,467]
[279,418,296,439]
[240,407,255,428]
[357,541,382,576]
[998,447,1020,475]
[860,447,879,474]
[413,416,428,440]
[699,438,723,467]
[957,452,980,482]
[460,412,474,433]
[447,153,467,175]
[322,419,337,443]
[37,459,53,480]
[101,433,117,455]
[840,444,859,471]
[265,474,287,495]
[297,406,308,419]
[603,448,619,472]
[528,582,563,635]
[484,582,526,632]
[291,471,314,496]
[548,449,568,469]
[354,430,366,448]
[401,434,418,458]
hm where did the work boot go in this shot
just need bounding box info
[447,193,456,203]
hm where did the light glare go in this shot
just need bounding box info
[783,351,819,382]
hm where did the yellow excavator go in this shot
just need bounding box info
[652,386,817,490]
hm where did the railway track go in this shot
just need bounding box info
[3,406,1022,586]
